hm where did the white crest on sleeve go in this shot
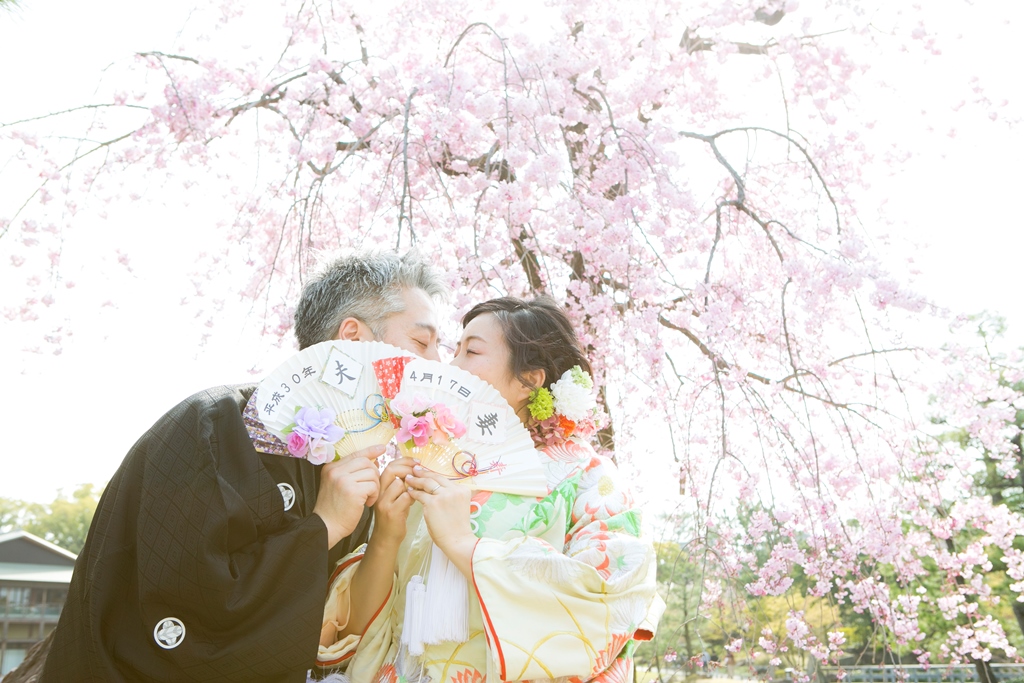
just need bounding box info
[154,617,185,649]
[278,482,296,511]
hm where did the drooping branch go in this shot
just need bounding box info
[0,103,149,128]
[136,51,200,64]
[396,87,418,248]
[658,314,772,385]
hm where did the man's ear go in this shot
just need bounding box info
[335,317,373,342]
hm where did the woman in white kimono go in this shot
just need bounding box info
[316,297,662,683]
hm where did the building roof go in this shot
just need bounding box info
[0,530,77,568]
[0,562,75,585]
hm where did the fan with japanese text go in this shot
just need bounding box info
[391,358,546,497]
[256,340,413,463]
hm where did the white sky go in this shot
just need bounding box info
[0,1,1022,504]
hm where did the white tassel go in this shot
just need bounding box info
[421,542,469,645]
[307,672,350,683]
[402,574,427,656]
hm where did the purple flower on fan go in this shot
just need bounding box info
[293,406,345,442]
[286,406,345,463]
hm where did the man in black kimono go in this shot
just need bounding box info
[37,252,445,683]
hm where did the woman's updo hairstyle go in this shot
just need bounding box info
[461,296,592,392]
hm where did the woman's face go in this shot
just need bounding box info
[451,313,533,415]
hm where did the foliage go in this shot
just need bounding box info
[2,484,102,554]
[0,496,30,534]
[935,314,1024,515]
[2,0,1022,672]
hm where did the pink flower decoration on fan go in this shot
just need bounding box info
[390,392,432,418]
[433,404,467,439]
[307,439,337,465]
[286,432,309,457]
[389,391,467,448]
[398,414,435,447]
[284,406,346,463]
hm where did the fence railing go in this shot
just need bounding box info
[818,665,1024,683]
[639,664,1024,683]
[0,603,63,620]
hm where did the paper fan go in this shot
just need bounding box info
[390,358,547,497]
[256,340,412,462]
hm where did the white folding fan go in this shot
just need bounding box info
[256,340,413,461]
[390,358,547,497]
[390,359,549,654]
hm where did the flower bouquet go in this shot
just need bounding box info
[389,392,470,475]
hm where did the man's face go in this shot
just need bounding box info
[379,287,441,361]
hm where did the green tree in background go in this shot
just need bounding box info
[931,314,1024,647]
[1,496,29,534]
[1,484,102,554]
[25,483,102,554]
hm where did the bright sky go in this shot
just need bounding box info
[0,1,1022,505]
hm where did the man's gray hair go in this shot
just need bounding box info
[293,251,447,349]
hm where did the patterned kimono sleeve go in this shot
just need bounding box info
[317,545,398,680]
[471,454,660,682]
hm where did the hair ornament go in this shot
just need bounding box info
[528,365,600,446]
[527,387,555,421]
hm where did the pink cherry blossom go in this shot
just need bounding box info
[3,0,1021,667]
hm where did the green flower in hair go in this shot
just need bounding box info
[528,386,555,421]
[569,365,593,389]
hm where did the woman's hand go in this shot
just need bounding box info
[372,457,417,544]
[404,466,477,576]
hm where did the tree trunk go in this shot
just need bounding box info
[1013,601,1024,646]
[944,537,1000,683]
[972,657,998,683]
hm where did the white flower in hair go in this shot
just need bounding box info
[550,366,596,422]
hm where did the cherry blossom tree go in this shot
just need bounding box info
[2,0,1021,675]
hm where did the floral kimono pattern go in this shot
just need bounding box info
[317,438,663,683]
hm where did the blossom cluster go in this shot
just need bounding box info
[283,406,345,465]
[3,0,1021,668]
[389,392,467,448]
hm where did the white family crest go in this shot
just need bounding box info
[153,617,185,649]
[278,482,296,511]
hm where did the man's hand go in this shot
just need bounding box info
[373,457,417,544]
[313,445,385,549]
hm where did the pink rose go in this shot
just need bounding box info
[398,414,435,448]
[306,439,335,465]
[286,432,309,458]
[432,404,466,440]
[391,392,431,418]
